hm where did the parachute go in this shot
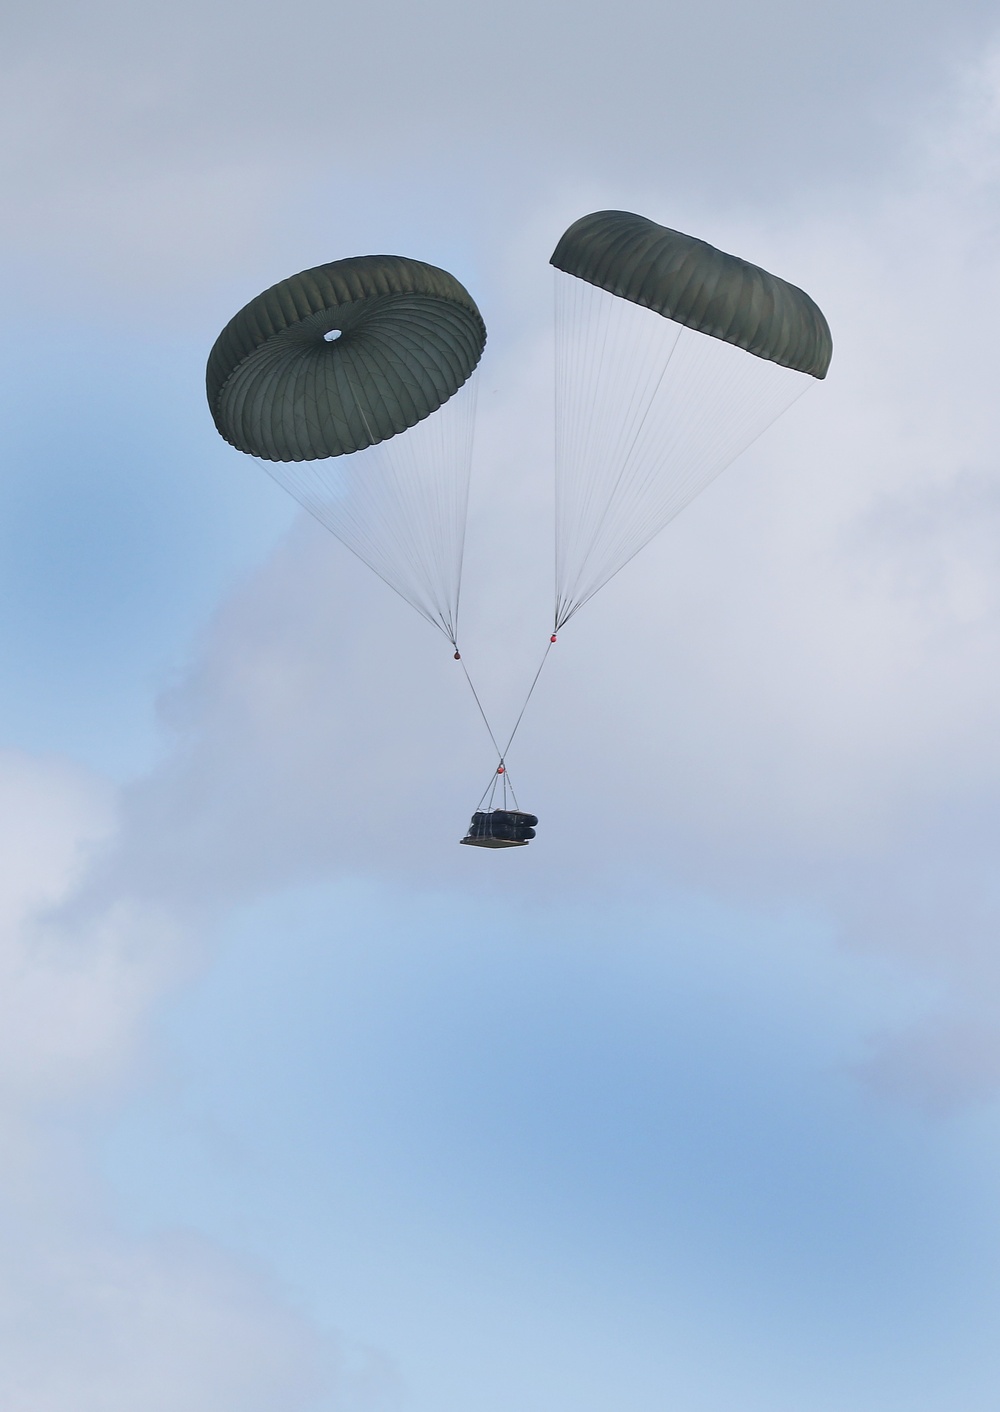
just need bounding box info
[207,254,486,642]
[550,210,832,628]
[207,221,830,848]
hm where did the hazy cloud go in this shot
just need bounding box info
[66,39,1000,1114]
[0,752,342,1408]
[5,7,1000,1405]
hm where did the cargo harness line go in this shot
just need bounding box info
[453,634,556,846]
[329,369,548,844]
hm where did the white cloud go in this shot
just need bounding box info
[6,16,1000,1405]
[0,750,120,1110]
[67,40,1000,1107]
[0,751,342,1408]
[0,1230,327,1412]
[0,0,994,309]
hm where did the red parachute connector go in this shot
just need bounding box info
[453,651,461,660]
[550,634,557,643]
[497,764,505,774]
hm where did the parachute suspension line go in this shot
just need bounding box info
[552,269,560,636]
[555,301,683,630]
[347,359,475,642]
[256,454,447,634]
[555,269,678,629]
[459,635,554,809]
[563,362,812,622]
[501,636,554,759]
[261,370,479,644]
[554,270,687,626]
[456,653,503,760]
[448,374,477,649]
[476,760,521,814]
[466,634,556,820]
[552,273,812,628]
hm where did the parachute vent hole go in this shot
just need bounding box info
[323,328,343,342]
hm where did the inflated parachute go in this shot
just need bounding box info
[207,254,486,642]
[206,226,831,850]
[550,211,832,628]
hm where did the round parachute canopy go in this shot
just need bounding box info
[549,211,832,627]
[207,255,487,462]
[550,210,832,379]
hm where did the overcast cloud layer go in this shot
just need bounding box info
[4,3,1000,1408]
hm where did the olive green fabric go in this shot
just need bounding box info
[207,255,487,461]
[551,211,832,379]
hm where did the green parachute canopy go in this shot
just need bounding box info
[549,210,832,627]
[206,253,487,642]
[207,255,486,462]
[550,210,832,380]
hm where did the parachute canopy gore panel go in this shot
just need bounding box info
[207,255,487,461]
[550,211,832,379]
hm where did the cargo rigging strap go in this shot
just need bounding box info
[454,633,557,808]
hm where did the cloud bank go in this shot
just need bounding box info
[4,9,1000,1410]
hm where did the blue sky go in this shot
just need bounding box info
[0,321,291,773]
[3,2,1000,1409]
[101,881,999,1411]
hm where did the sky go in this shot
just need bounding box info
[3,1,1000,1408]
